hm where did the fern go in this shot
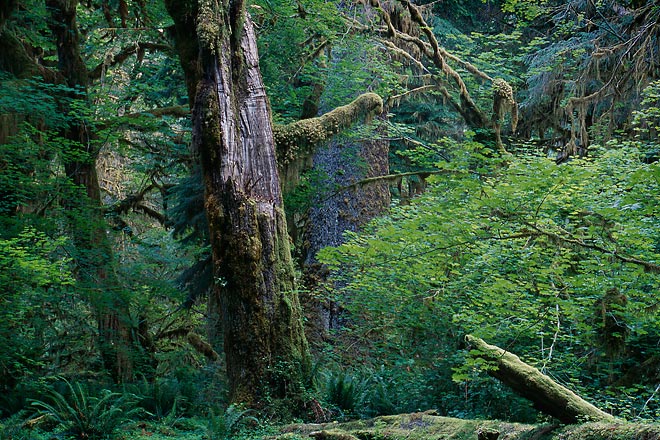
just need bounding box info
[323,370,367,416]
[29,379,142,439]
[206,404,257,440]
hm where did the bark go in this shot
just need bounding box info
[271,88,387,342]
[274,92,383,192]
[165,0,311,408]
[465,335,616,424]
[46,0,136,383]
[302,130,391,342]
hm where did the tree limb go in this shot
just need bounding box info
[273,92,383,165]
[521,222,660,273]
[88,42,171,80]
[104,182,167,225]
[96,105,189,131]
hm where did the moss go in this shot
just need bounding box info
[278,413,660,440]
[273,93,384,166]
[553,421,660,440]
[466,335,615,424]
[278,413,540,440]
[492,78,517,131]
[196,0,221,53]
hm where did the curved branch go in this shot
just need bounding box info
[521,222,660,273]
[274,92,383,165]
[327,169,467,198]
[368,0,491,130]
[96,105,189,131]
[104,182,167,225]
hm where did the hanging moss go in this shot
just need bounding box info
[492,78,518,132]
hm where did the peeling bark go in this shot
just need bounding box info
[165,0,311,409]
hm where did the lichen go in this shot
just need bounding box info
[492,77,518,132]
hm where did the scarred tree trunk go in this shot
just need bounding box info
[165,1,311,407]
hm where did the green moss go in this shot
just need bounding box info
[274,93,383,166]
[196,0,221,53]
[278,413,541,440]
[465,335,615,424]
[278,413,660,440]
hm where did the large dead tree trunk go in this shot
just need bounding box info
[165,0,311,408]
[466,335,616,424]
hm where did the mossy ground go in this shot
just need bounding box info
[274,413,660,440]
[9,413,660,439]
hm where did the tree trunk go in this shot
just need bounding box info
[301,125,390,341]
[47,0,136,383]
[465,335,615,424]
[165,1,311,408]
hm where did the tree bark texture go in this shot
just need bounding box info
[165,0,311,407]
[271,91,387,341]
[466,335,616,424]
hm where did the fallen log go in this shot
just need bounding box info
[277,412,660,440]
[465,335,616,424]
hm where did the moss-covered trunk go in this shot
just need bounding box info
[47,0,135,383]
[165,0,311,408]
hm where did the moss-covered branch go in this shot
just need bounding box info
[273,92,383,165]
[465,335,616,424]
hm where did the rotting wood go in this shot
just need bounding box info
[465,335,616,424]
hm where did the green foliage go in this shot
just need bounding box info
[321,370,367,418]
[319,138,660,419]
[0,228,76,397]
[252,0,345,121]
[283,169,331,216]
[29,379,143,439]
[126,376,193,420]
[205,405,257,440]
[633,80,660,152]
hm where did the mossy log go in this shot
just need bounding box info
[465,335,616,424]
[277,412,660,440]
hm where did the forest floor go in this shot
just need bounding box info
[273,412,660,440]
[96,411,660,440]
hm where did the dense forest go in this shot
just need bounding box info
[1,0,659,439]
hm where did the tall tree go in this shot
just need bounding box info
[164,0,311,408]
[45,0,137,382]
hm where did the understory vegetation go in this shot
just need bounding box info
[1,0,659,438]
